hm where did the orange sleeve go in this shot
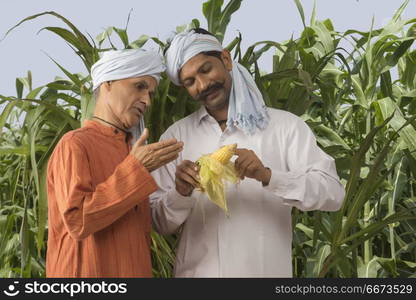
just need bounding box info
[48,135,157,240]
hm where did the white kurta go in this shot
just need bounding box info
[150,106,345,277]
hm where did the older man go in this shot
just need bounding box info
[46,49,183,277]
[150,29,345,277]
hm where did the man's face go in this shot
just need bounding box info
[104,75,157,129]
[179,50,232,112]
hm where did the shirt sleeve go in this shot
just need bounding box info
[264,117,345,211]
[48,135,158,240]
[149,127,196,235]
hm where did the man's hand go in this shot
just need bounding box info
[175,160,200,196]
[234,148,271,185]
[131,128,183,172]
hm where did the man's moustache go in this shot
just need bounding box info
[198,82,223,101]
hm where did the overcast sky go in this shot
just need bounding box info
[0,0,415,98]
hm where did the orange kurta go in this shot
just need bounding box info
[46,120,157,277]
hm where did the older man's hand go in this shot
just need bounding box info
[131,128,183,172]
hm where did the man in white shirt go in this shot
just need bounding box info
[150,28,345,277]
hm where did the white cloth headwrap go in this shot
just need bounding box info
[165,31,269,135]
[91,48,165,90]
[91,49,165,145]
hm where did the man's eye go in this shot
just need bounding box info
[183,80,194,87]
[201,66,211,73]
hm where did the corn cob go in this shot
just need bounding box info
[210,143,237,164]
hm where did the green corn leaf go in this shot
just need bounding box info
[293,0,306,28]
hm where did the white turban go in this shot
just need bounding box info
[165,32,222,86]
[91,48,165,91]
[165,30,269,135]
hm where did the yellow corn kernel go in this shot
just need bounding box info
[210,143,237,165]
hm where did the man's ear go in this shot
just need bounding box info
[104,81,112,91]
[221,49,233,71]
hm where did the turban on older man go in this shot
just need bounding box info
[91,48,165,90]
[91,48,166,143]
[165,30,269,135]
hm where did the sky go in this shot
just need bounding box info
[0,0,415,98]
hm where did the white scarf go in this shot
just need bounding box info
[91,49,165,90]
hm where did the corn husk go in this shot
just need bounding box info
[196,144,239,214]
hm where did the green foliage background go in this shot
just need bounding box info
[1,0,416,278]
